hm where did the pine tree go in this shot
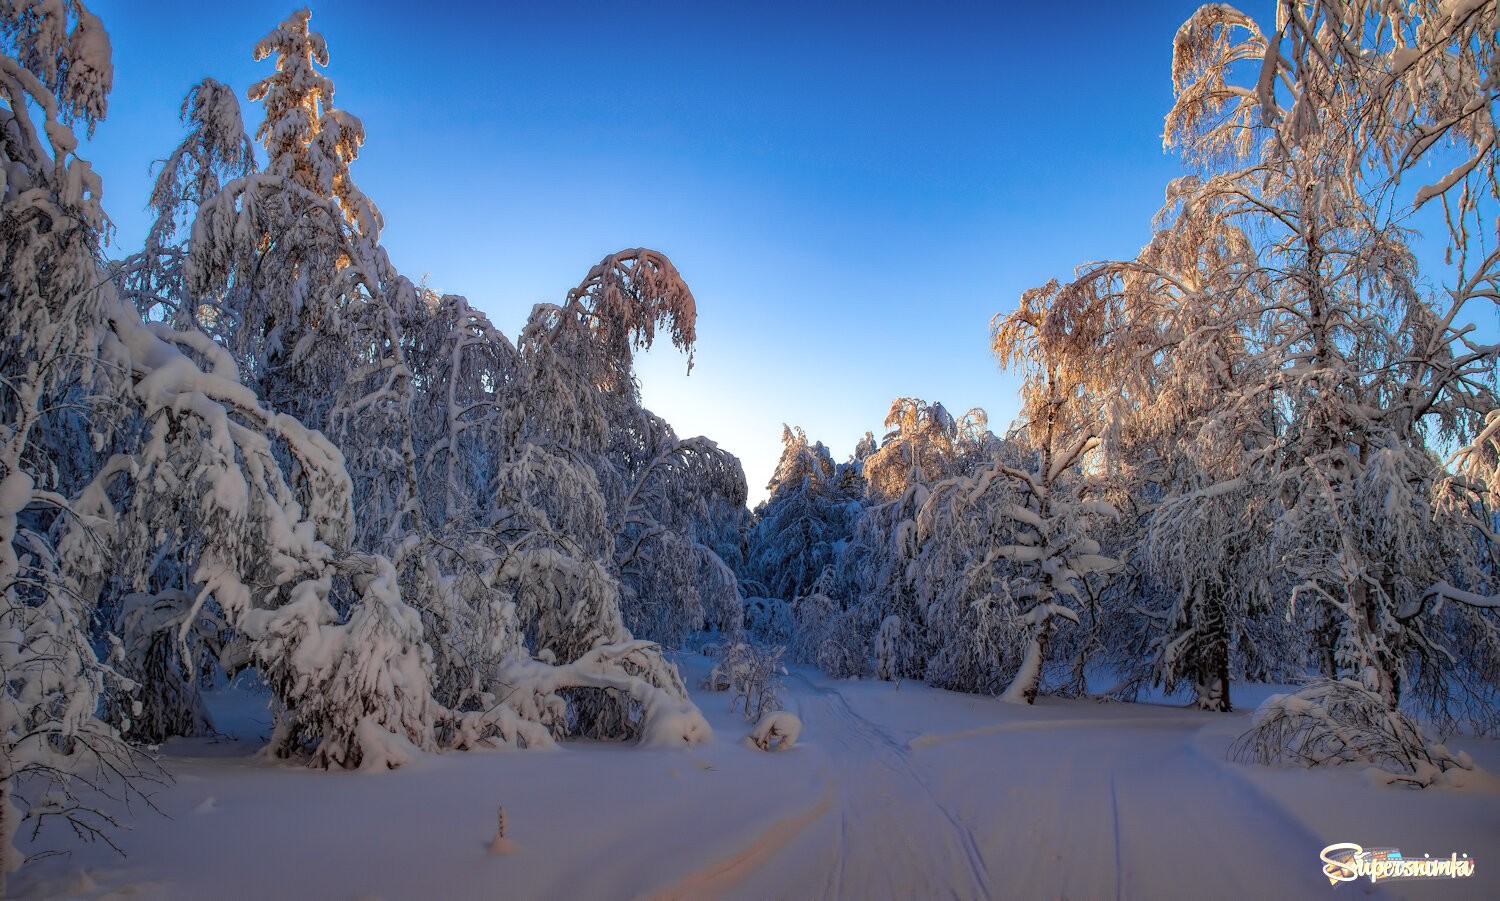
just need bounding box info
[746,426,860,604]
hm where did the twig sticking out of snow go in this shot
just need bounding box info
[487,805,517,855]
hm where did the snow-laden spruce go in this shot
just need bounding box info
[746,426,862,606]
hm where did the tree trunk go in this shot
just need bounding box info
[1001,612,1055,705]
[1193,582,1232,712]
[1314,601,1339,678]
[1347,576,1399,708]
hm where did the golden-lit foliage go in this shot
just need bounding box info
[1165,4,1269,167]
[862,398,988,502]
[992,277,1122,458]
[249,8,380,238]
[564,247,698,379]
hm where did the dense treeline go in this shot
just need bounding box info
[743,0,1500,783]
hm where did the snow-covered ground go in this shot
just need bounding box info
[13,655,1498,900]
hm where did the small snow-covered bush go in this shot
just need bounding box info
[703,642,785,721]
[793,590,870,678]
[1231,679,1476,787]
[749,711,801,751]
[250,555,438,769]
[744,596,794,645]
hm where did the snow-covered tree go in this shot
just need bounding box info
[862,399,992,503]
[960,283,1121,704]
[472,248,725,743]
[1168,1,1499,729]
[610,408,746,647]
[184,7,387,430]
[703,641,784,722]
[114,77,253,329]
[0,3,143,881]
[746,425,862,604]
[837,470,930,681]
[96,256,440,775]
[1045,173,1290,710]
[827,399,995,684]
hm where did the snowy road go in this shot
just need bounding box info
[12,658,1495,900]
[776,673,995,898]
[678,668,1427,901]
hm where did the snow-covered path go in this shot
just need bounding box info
[12,657,1497,900]
[776,673,995,899]
[708,670,1347,900]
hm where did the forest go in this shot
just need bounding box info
[0,0,1497,897]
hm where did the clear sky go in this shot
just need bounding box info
[83,0,1275,505]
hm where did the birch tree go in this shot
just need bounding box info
[1155,0,1499,767]
[965,288,1121,703]
[114,77,253,330]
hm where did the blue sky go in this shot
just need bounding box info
[84,0,1275,504]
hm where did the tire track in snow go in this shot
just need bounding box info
[726,673,1399,900]
[939,712,1344,900]
[1108,771,1123,901]
[830,807,848,900]
[789,673,994,899]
